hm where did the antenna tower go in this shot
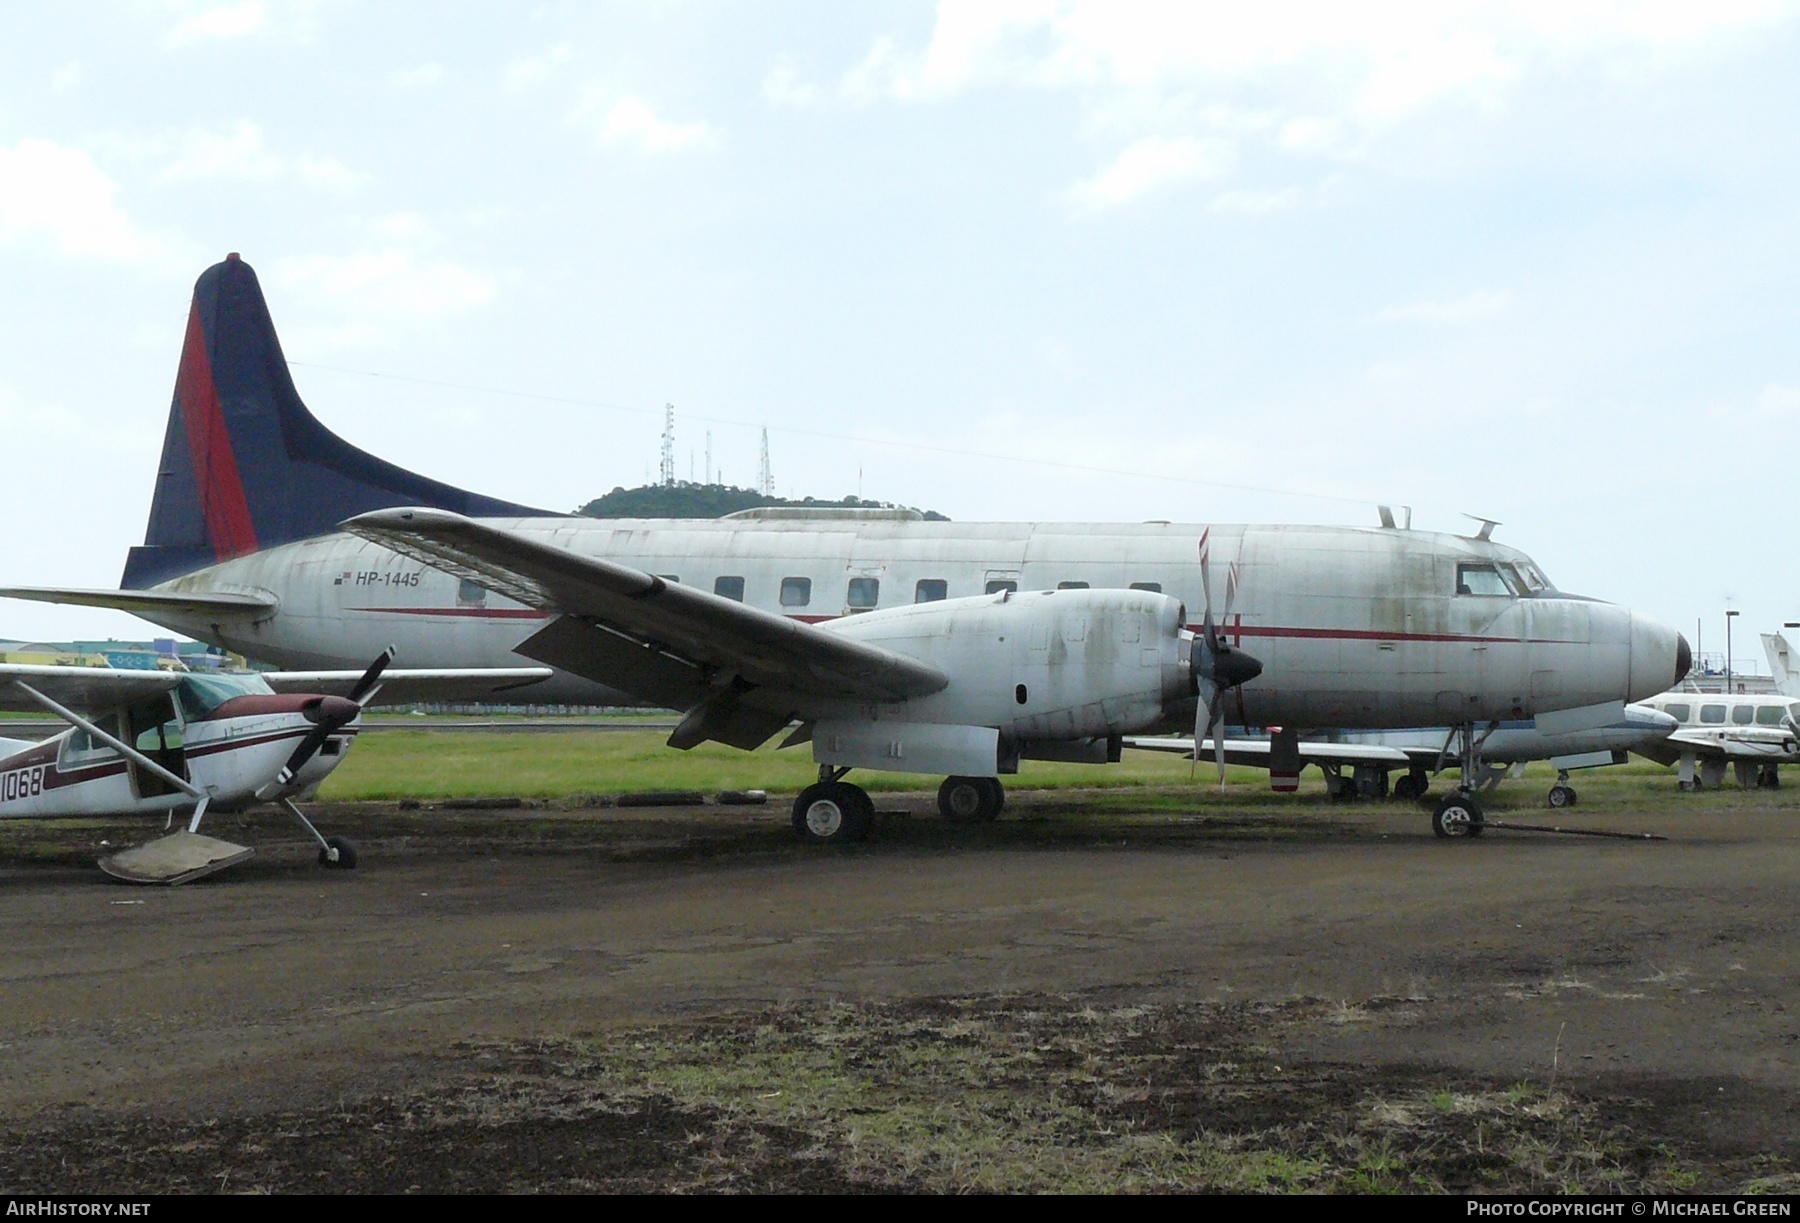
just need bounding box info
[758,427,773,496]
[659,404,675,487]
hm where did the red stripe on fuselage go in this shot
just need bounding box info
[176,301,258,560]
[347,607,550,619]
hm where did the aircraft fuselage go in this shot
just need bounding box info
[139,516,1685,730]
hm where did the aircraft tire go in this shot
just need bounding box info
[1393,773,1427,801]
[939,776,1000,823]
[793,783,872,844]
[320,836,358,869]
[1547,785,1576,809]
[1431,793,1484,839]
[978,778,1005,820]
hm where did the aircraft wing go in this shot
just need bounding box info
[263,667,555,706]
[0,664,182,713]
[1125,737,1415,767]
[339,508,949,708]
[1660,727,1799,762]
[0,586,278,619]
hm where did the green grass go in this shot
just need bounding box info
[318,726,1714,803]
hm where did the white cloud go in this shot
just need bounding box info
[0,140,157,261]
[570,95,720,153]
[1368,290,1511,325]
[162,2,268,49]
[1067,135,1232,212]
[51,62,81,92]
[1209,187,1305,214]
[763,61,821,108]
[272,247,496,345]
[155,122,363,192]
[393,63,445,88]
[503,43,572,92]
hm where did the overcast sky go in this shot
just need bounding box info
[1,1,1796,671]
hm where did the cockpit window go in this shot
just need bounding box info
[1512,560,1551,592]
[174,672,274,721]
[1455,563,1512,597]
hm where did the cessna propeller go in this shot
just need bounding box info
[262,646,395,796]
[1192,532,1263,786]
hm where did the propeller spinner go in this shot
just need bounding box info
[269,646,395,792]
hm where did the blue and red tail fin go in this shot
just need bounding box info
[123,254,552,588]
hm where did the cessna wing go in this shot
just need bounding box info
[0,664,181,713]
[340,508,949,714]
[0,586,277,620]
[263,667,555,705]
[1126,736,1416,769]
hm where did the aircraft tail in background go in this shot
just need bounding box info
[123,254,550,589]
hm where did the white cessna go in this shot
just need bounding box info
[0,256,1692,841]
[0,652,550,882]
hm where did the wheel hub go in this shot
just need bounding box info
[805,799,844,837]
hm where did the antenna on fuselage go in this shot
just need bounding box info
[1461,513,1501,541]
[1376,505,1412,530]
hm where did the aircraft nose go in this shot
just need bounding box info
[1628,613,1686,702]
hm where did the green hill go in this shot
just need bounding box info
[576,482,947,520]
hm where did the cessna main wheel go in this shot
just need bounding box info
[793,782,873,844]
[938,776,1004,823]
[319,836,358,869]
[1431,793,1484,839]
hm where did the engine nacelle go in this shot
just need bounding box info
[814,587,1196,777]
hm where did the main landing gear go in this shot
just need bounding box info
[1392,768,1431,802]
[792,767,875,844]
[938,776,1004,823]
[282,798,358,869]
[792,770,1012,844]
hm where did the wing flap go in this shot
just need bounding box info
[262,667,554,706]
[342,508,948,704]
[1125,736,1414,767]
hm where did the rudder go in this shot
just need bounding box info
[123,254,550,588]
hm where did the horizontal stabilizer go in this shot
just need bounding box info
[263,667,554,706]
[0,586,277,619]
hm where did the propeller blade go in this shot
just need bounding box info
[267,695,362,793]
[348,645,398,705]
[1222,561,1241,622]
[1192,677,1216,781]
[1197,531,1217,646]
[1211,702,1228,789]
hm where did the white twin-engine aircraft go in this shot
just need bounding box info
[0,255,1693,842]
[0,653,551,883]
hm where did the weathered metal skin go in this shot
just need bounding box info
[139,517,1686,730]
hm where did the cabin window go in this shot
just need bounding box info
[714,576,745,602]
[60,712,122,763]
[1662,703,1691,722]
[780,577,812,608]
[1732,705,1756,725]
[985,579,1018,595]
[1700,704,1727,724]
[1455,564,1511,597]
[1057,581,1090,590]
[1130,582,1162,594]
[846,578,880,611]
[915,579,947,603]
[457,578,488,606]
[1755,705,1788,726]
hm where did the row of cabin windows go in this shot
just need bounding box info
[1657,700,1800,726]
[699,576,1163,609]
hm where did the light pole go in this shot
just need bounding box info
[1726,609,1740,693]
